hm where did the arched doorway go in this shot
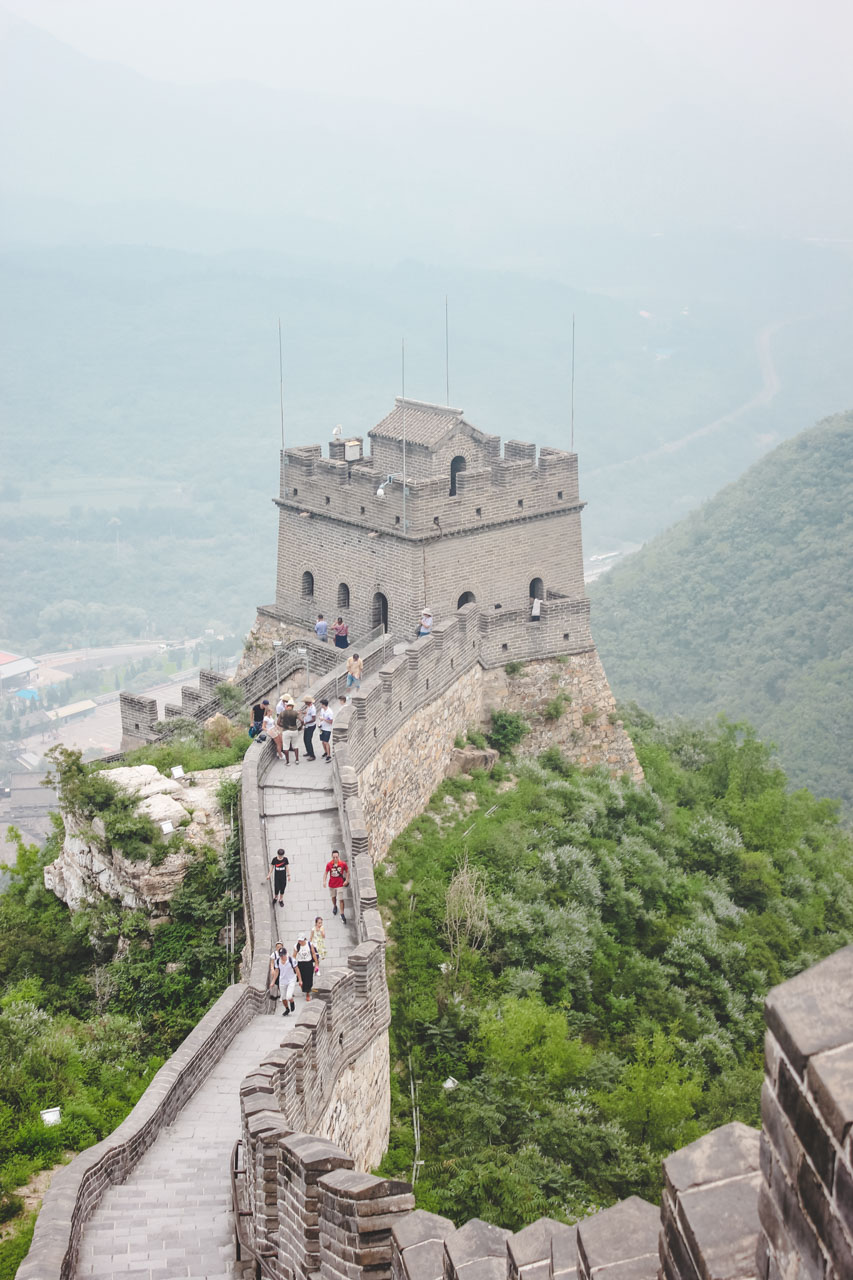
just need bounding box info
[529,577,544,601]
[301,570,314,597]
[371,591,389,633]
[337,582,350,609]
[449,455,467,496]
[457,591,476,608]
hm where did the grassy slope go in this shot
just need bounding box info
[589,411,853,808]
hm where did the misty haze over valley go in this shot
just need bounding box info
[1,0,852,799]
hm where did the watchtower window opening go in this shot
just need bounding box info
[337,582,350,609]
[529,577,545,601]
[449,455,467,496]
[301,571,314,598]
[457,591,476,608]
[371,591,389,633]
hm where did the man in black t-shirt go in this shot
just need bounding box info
[266,848,290,906]
[251,699,268,737]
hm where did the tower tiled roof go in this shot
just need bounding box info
[369,398,480,447]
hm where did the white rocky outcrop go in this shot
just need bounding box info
[43,763,240,913]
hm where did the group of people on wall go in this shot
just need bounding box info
[248,652,363,764]
[267,848,350,1016]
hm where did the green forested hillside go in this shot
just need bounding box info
[377,716,853,1227]
[589,411,853,808]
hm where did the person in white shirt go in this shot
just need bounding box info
[418,609,433,638]
[301,695,318,761]
[270,943,299,1016]
[318,698,334,763]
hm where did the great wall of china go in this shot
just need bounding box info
[17,406,853,1280]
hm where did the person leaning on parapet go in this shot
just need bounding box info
[262,706,284,759]
[279,697,301,765]
[267,847,290,906]
[318,698,334,762]
[314,613,328,642]
[346,651,363,692]
[323,850,350,925]
[250,698,268,738]
[301,695,317,760]
[418,608,433,638]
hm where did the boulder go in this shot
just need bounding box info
[446,746,499,777]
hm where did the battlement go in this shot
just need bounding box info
[278,435,580,541]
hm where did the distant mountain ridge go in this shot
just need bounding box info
[589,410,853,808]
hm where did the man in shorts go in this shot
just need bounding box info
[323,850,350,925]
[279,698,301,764]
[346,651,363,692]
[318,698,334,762]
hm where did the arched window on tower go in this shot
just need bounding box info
[337,582,350,609]
[301,570,314,598]
[449,454,467,496]
[529,577,545,601]
[457,591,476,609]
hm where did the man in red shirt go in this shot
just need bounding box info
[323,850,350,925]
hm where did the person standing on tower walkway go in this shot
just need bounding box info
[332,617,349,648]
[315,614,328,642]
[323,850,350,925]
[279,697,301,764]
[302,695,317,760]
[318,698,334,762]
[418,609,433,638]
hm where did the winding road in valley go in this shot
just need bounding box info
[586,318,788,480]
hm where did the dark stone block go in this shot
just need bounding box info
[807,1044,853,1149]
[664,1122,760,1199]
[660,1212,700,1280]
[677,1170,761,1279]
[761,1081,800,1183]
[508,1218,568,1271]
[392,1210,455,1252]
[758,1172,825,1280]
[764,947,853,1077]
[835,1157,853,1246]
[577,1197,659,1274]
[797,1157,853,1277]
[550,1222,579,1280]
[777,1058,836,1191]
[402,1239,448,1280]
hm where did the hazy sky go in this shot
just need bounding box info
[3,0,851,131]
[2,0,852,251]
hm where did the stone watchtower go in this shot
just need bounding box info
[273,397,593,664]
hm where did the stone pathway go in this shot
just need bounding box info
[74,761,355,1280]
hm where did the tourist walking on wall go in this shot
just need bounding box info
[315,614,328,642]
[323,850,349,924]
[278,947,299,1015]
[418,609,433,638]
[279,697,301,764]
[318,698,334,762]
[346,652,363,692]
[310,915,327,961]
[293,934,319,1000]
[267,848,290,906]
[302,695,317,760]
[332,617,349,649]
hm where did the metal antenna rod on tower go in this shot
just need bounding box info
[279,318,286,495]
[571,313,576,453]
[445,296,450,406]
[401,338,407,533]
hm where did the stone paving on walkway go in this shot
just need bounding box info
[74,758,356,1280]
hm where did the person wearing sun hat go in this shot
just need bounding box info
[279,697,301,764]
[418,608,433,638]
